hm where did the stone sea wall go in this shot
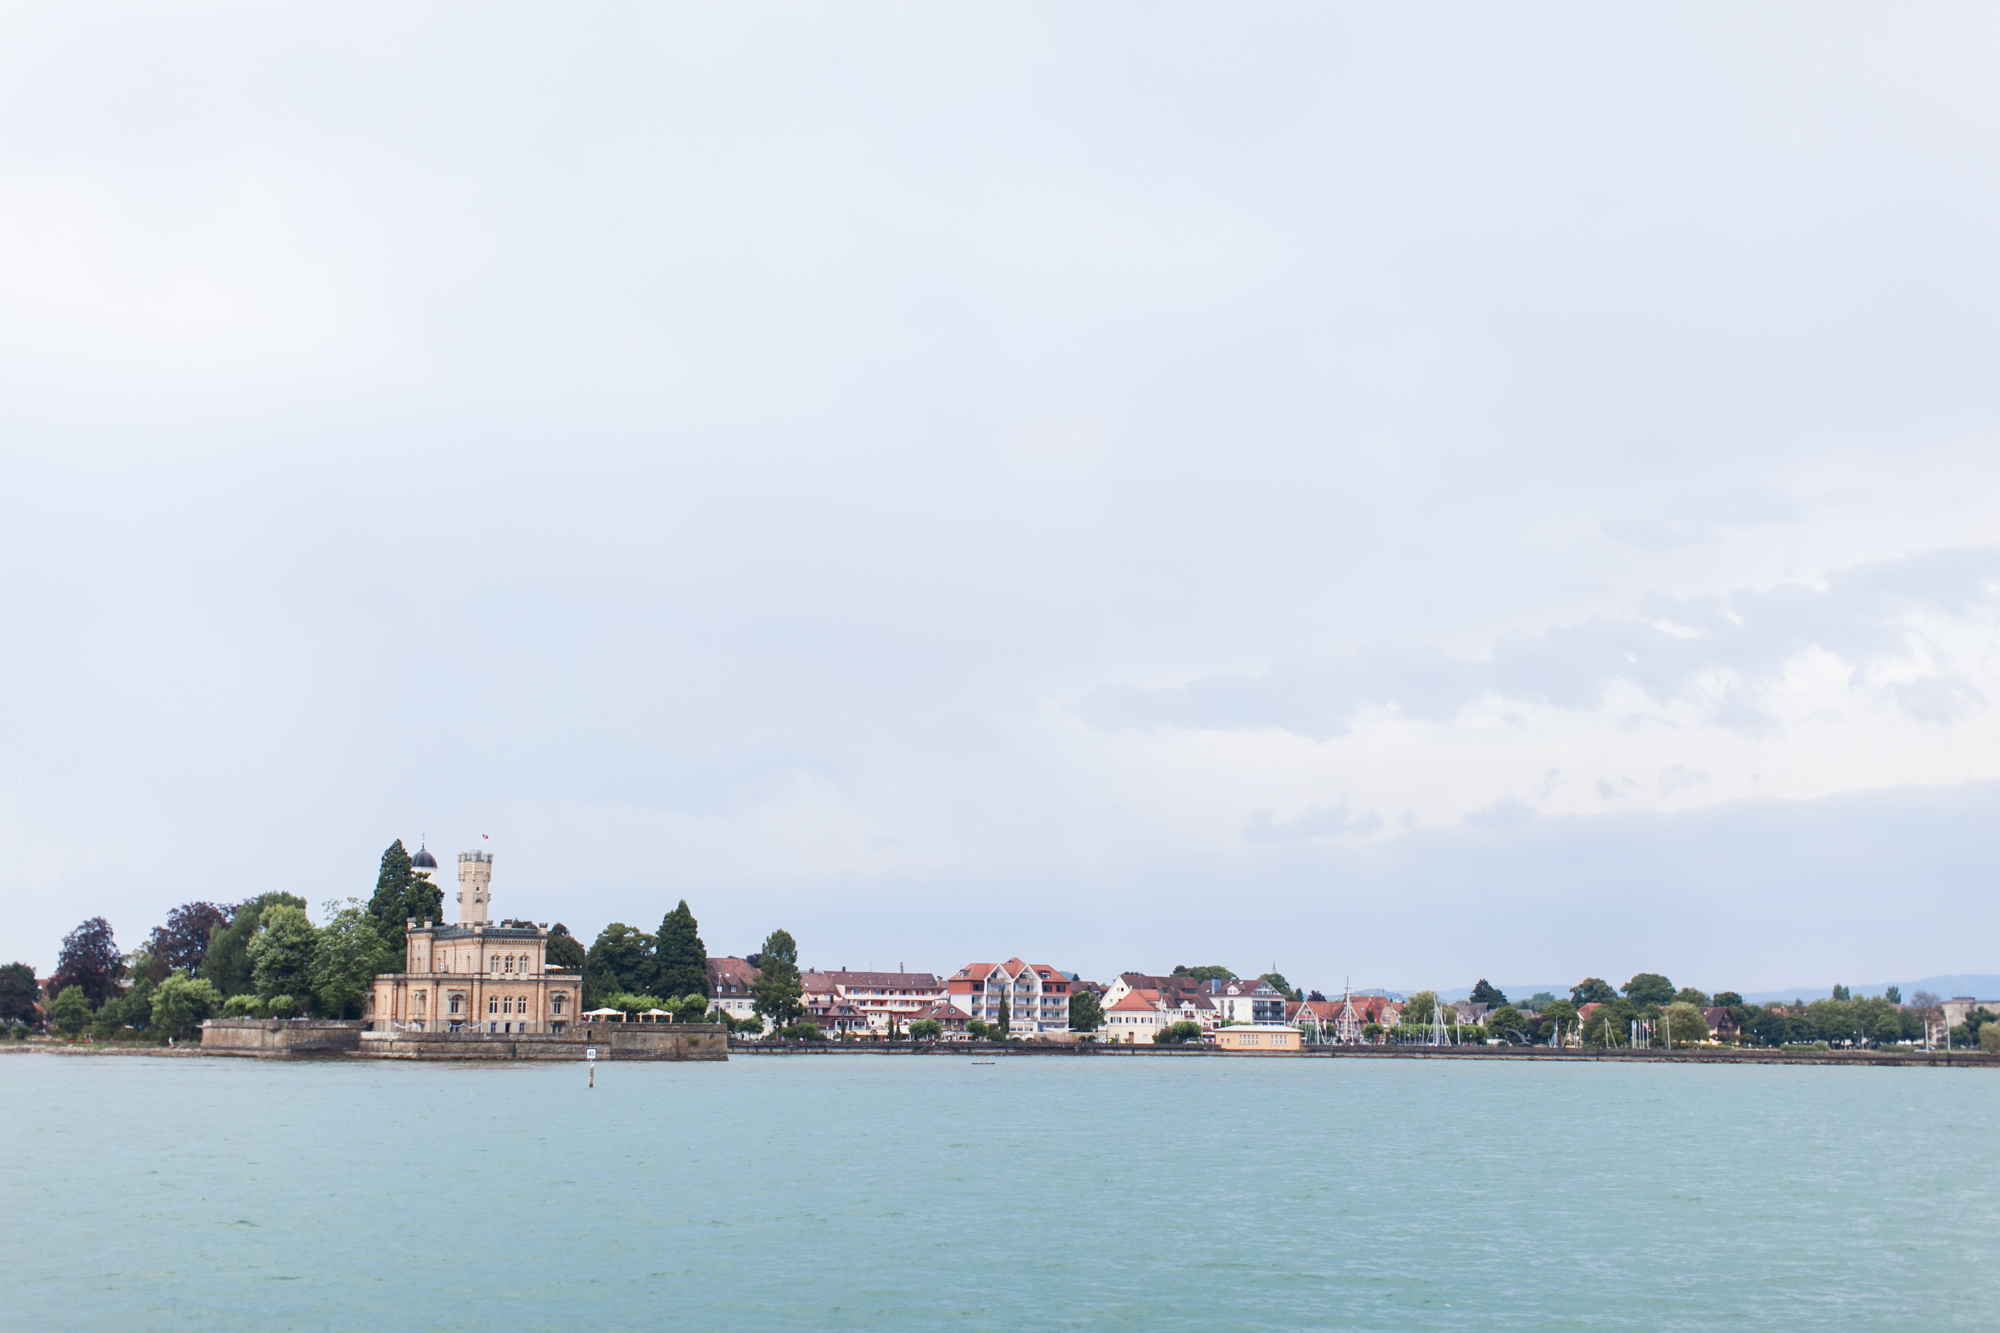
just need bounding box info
[200,1019,365,1056]
[361,1023,727,1062]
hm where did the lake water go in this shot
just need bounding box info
[7,1051,1997,1330]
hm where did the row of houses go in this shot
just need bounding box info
[702,955,1430,1043]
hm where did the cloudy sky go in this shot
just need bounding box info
[3,4,1996,994]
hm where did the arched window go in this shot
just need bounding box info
[551,993,566,1015]
[488,995,499,1014]
[505,956,515,973]
[489,957,499,972]
[449,994,462,1015]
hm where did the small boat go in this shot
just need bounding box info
[970,1059,996,1065]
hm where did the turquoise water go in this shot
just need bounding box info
[7,1052,1997,1330]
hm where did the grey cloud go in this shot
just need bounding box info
[1244,801,1384,843]
[1081,545,2000,739]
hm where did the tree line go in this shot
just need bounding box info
[1377,975,1995,1050]
[3,838,823,1042]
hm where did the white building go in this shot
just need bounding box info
[947,959,1073,1034]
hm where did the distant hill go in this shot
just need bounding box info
[1738,975,2000,1004]
[1437,984,1570,1004]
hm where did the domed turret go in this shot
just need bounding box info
[411,843,438,871]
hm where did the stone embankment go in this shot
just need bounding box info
[728,1037,1997,1067]
[200,1019,728,1061]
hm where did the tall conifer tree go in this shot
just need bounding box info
[750,928,804,1030]
[652,900,708,999]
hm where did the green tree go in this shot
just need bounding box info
[201,893,307,998]
[1673,987,1711,1008]
[1713,991,1744,1007]
[652,901,708,1000]
[966,1019,990,1039]
[1525,992,1560,1010]
[1470,979,1509,1006]
[584,923,655,1008]
[1069,990,1105,1033]
[1486,1004,1527,1041]
[1155,1020,1203,1045]
[665,993,709,1023]
[996,992,1012,1037]
[1980,1024,2000,1055]
[248,904,319,1007]
[545,923,588,974]
[151,974,221,1039]
[1260,972,1302,1001]
[780,1020,823,1041]
[311,899,383,1019]
[1665,1001,1710,1047]
[1872,1011,1905,1046]
[94,977,156,1041]
[750,929,804,1030]
[1404,990,1440,1026]
[0,962,37,1025]
[1535,998,1578,1042]
[909,1018,942,1040]
[1622,973,1676,1006]
[1571,977,1617,1006]
[1583,998,1637,1046]
[1171,964,1235,982]
[365,840,415,961]
[1830,983,1851,1002]
[1884,985,1902,1005]
[49,985,92,1039]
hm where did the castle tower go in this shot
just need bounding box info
[409,842,440,922]
[458,849,494,925]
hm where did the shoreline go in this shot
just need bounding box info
[728,1039,1998,1068]
[9,1040,1991,1069]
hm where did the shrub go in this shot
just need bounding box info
[908,1018,943,1040]
[1981,1024,2000,1055]
[779,1021,823,1041]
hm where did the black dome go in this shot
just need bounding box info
[411,845,438,869]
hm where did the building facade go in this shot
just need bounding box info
[365,850,582,1035]
[947,959,1073,1034]
[707,956,762,1027]
[1213,1024,1302,1052]
[822,969,946,1033]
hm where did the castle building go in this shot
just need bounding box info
[365,848,581,1034]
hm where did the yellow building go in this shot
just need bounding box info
[1212,1024,1303,1053]
[366,848,582,1034]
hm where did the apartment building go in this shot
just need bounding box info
[1202,977,1288,1025]
[819,969,945,1033]
[947,959,1073,1034]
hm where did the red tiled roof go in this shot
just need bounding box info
[1109,989,1163,1012]
[825,971,943,990]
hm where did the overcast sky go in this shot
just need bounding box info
[3,4,1996,994]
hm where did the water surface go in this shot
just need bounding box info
[8,1052,1996,1330]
